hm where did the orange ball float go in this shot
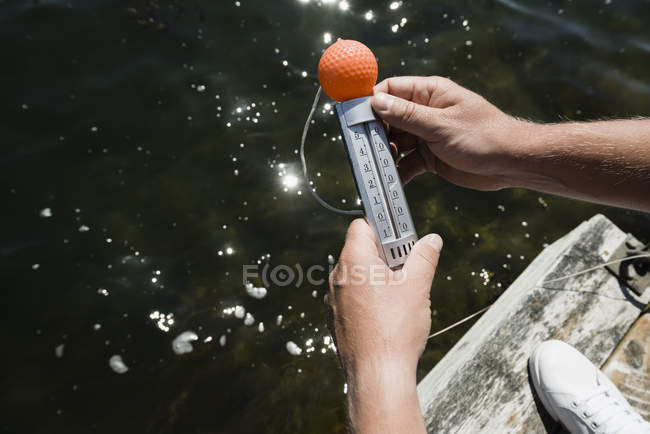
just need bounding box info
[318,40,378,102]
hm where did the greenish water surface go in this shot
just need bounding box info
[1,0,650,432]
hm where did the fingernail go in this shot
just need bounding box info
[372,92,393,112]
[428,234,443,253]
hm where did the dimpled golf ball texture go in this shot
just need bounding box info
[318,40,378,102]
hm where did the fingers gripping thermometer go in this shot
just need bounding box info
[318,40,418,268]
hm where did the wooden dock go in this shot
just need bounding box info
[602,311,650,421]
[417,214,650,433]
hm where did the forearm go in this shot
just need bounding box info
[345,360,425,434]
[510,119,650,212]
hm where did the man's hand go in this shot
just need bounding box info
[371,76,650,212]
[326,219,443,434]
[371,76,526,190]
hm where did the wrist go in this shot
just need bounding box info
[346,360,419,414]
[346,359,423,433]
[343,353,418,397]
[346,356,417,389]
[499,119,559,190]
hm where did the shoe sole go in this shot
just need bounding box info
[528,345,560,423]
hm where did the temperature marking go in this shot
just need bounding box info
[367,121,411,236]
[350,125,396,241]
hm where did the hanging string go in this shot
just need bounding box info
[300,86,363,216]
[427,252,650,340]
[541,253,650,284]
[427,305,491,339]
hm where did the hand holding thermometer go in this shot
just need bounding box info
[317,40,418,268]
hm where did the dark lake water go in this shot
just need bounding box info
[2,0,650,432]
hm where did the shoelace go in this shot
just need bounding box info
[577,386,648,433]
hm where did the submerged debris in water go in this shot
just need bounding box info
[245,282,267,299]
[244,312,255,326]
[172,331,198,355]
[276,314,283,326]
[219,334,227,347]
[258,322,265,333]
[109,355,129,374]
[286,341,302,356]
[39,208,52,218]
[78,225,90,232]
[55,344,64,358]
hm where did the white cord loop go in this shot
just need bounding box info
[300,86,363,216]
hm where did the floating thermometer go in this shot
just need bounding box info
[318,40,418,268]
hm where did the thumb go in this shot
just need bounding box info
[402,234,443,283]
[339,218,384,265]
[371,92,441,139]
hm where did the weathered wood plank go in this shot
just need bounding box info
[601,313,650,420]
[417,214,650,433]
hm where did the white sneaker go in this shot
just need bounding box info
[529,340,650,434]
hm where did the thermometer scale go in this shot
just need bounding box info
[336,97,418,268]
[315,39,418,268]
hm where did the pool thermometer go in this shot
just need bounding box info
[318,40,418,268]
